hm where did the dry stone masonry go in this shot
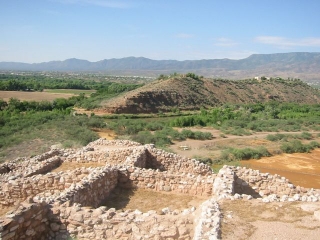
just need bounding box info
[1,138,320,239]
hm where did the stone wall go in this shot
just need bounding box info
[0,155,62,182]
[64,140,212,177]
[0,168,89,208]
[194,198,221,240]
[118,167,215,196]
[213,165,235,200]
[230,166,320,202]
[54,203,197,240]
[0,202,52,240]
[86,139,142,148]
[51,167,118,208]
[146,148,212,175]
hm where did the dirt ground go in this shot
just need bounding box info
[103,187,207,213]
[220,199,320,240]
[243,149,320,188]
[0,90,75,101]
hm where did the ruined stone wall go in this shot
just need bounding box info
[86,139,142,148]
[0,202,51,240]
[118,167,215,196]
[53,167,118,208]
[194,198,221,240]
[65,146,148,167]
[0,168,89,208]
[147,148,212,175]
[54,203,197,240]
[231,166,320,201]
[0,154,62,182]
[213,165,235,200]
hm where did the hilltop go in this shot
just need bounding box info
[98,76,320,114]
[1,52,320,82]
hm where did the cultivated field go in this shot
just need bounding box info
[0,89,94,101]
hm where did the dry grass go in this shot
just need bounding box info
[0,138,54,163]
[103,187,207,213]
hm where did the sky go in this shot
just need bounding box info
[1,0,320,63]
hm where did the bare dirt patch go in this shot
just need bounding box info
[220,199,320,240]
[242,149,320,188]
[51,161,106,172]
[104,187,207,213]
[73,107,111,116]
[0,90,75,101]
[92,128,116,140]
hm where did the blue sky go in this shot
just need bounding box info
[1,0,320,63]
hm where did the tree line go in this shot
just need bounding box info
[0,74,143,92]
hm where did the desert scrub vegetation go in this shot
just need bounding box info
[0,96,106,156]
[216,147,271,164]
[280,140,320,154]
[169,102,320,133]
[108,119,213,148]
[266,132,313,142]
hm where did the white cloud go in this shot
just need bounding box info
[174,33,194,39]
[213,38,238,47]
[53,0,130,8]
[255,36,320,47]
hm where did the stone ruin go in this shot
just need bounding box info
[0,138,320,240]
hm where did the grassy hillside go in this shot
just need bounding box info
[98,75,320,114]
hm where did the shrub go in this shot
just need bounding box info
[266,133,287,141]
[298,132,312,140]
[217,147,271,162]
[193,156,213,165]
[181,129,195,139]
[193,131,213,140]
[280,140,314,153]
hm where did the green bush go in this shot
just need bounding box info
[217,146,271,163]
[297,132,312,140]
[266,133,287,141]
[280,140,314,153]
[193,156,213,165]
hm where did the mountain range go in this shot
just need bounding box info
[1,52,320,81]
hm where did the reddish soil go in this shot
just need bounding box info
[242,149,320,188]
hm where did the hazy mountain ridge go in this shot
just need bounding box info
[1,52,320,80]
